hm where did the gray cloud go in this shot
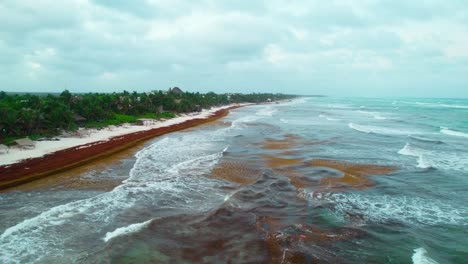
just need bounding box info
[0,0,467,97]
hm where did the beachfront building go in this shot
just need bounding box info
[169,87,184,95]
[73,114,87,127]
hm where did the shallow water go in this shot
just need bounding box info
[1,98,467,263]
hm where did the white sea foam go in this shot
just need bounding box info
[319,114,341,121]
[398,143,468,171]
[0,105,236,166]
[414,102,468,109]
[327,103,357,109]
[103,219,153,243]
[166,147,228,176]
[357,110,388,120]
[440,127,468,138]
[230,107,275,129]
[230,115,262,129]
[409,136,444,144]
[348,123,372,133]
[285,97,308,105]
[412,248,439,264]
[256,106,277,117]
[229,103,280,129]
[348,123,415,136]
[398,143,432,169]
[308,192,467,226]
[373,114,387,120]
[0,128,233,262]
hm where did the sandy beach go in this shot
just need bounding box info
[0,104,244,190]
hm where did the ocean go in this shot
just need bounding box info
[0,97,467,263]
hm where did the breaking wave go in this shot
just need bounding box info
[103,219,153,243]
[255,106,277,117]
[318,114,341,121]
[398,143,432,169]
[412,248,439,264]
[440,127,468,138]
[414,102,468,109]
[357,110,388,120]
[308,192,467,226]
[0,131,232,263]
[408,136,444,145]
[348,123,416,136]
[398,143,468,171]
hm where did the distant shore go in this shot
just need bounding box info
[0,104,246,190]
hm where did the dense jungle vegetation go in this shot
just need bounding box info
[0,89,297,144]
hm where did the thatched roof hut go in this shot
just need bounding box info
[15,138,35,149]
[73,114,87,125]
[170,87,183,95]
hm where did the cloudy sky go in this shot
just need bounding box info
[1,0,467,97]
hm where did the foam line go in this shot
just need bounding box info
[103,219,153,243]
[440,127,468,138]
[349,123,416,136]
[412,248,439,264]
[308,192,467,226]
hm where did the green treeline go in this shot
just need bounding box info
[0,89,297,143]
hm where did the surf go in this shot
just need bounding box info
[409,135,444,144]
[398,143,432,169]
[308,192,467,226]
[103,219,153,243]
[412,248,439,264]
[318,114,341,121]
[348,123,417,136]
[357,110,388,120]
[0,130,233,262]
[440,127,468,138]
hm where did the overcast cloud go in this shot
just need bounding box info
[1,0,467,97]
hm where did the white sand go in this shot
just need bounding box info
[0,105,242,167]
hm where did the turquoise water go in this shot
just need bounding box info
[0,98,467,263]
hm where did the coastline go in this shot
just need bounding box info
[0,104,244,190]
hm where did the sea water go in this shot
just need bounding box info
[0,97,467,263]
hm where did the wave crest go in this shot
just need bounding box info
[348,123,415,136]
[308,192,466,226]
[398,143,468,171]
[398,143,432,169]
[412,248,439,264]
[103,219,153,243]
[440,127,468,138]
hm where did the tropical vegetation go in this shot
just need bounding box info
[0,89,297,144]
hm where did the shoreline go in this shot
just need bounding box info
[0,104,244,190]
